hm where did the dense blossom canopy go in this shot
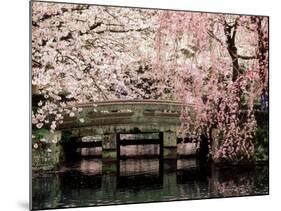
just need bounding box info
[32,2,268,161]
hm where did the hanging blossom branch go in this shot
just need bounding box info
[154,11,268,162]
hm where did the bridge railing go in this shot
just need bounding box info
[59,100,186,130]
[79,100,182,112]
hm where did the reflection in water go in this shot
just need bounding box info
[32,159,269,210]
[79,159,102,175]
[80,147,102,157]
[212,165,269,197]
[61,159,102,175]
[117,159,163,190]
[120,145,160,157]
[119,159,160,176]
[177,158,198,170]
[177,143,197,156]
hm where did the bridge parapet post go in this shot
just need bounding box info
[102,134,117,160]
[163,132,177,159]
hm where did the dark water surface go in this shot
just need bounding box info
[32,158,269,210]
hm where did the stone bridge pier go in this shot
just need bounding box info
[63,129,179,160]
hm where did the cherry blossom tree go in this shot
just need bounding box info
[32,2,160,131]
[155,11,268,161]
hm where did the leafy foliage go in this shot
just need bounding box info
[34,128,49,140]
[254,124,269,161]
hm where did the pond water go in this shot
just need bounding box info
[32,158,269,210]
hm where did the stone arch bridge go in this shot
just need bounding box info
[58,100,196,160]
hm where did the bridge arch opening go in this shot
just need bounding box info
[62,135,103,161]
[116,132,164,160]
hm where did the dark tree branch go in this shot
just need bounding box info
[232,18,238,40]
[256,16,269,87]
[32,59,42,68]
[207,30,224,46]
[89,73,109,100]
[63,56,77,65]
[37,5,89,22]
[223,18,240,82]
[89,22,102,30]
[71,5,90,12]
[60,32,73,41]
[237,54,257,60]
[104,8,121,24]
[95,27,149,34]
[39,13,58,22]
[32,21,39,27]
[208,29,257,60]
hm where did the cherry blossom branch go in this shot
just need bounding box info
[208,28,257,61]
[95,27,150,34]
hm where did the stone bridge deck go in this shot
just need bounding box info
[59,100,185,136]
[58,100,190,160]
